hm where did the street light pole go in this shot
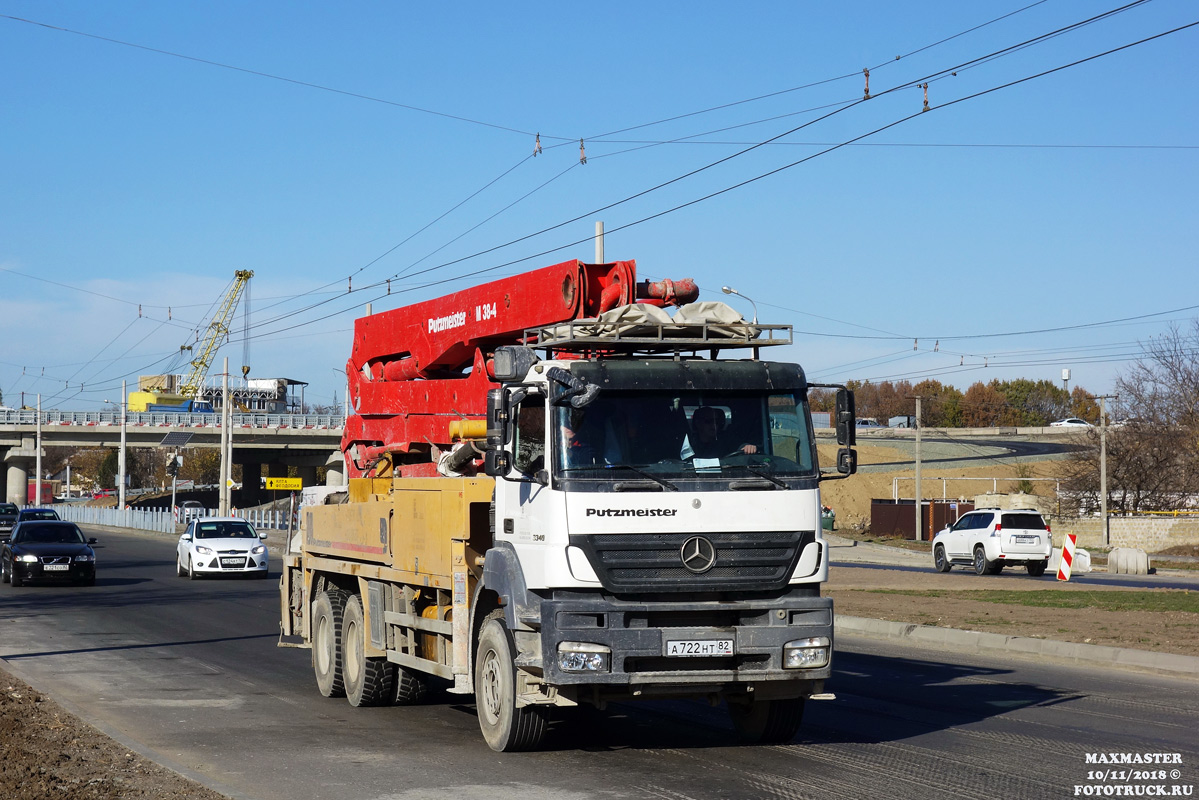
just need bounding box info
[720,286,759,324]
[35,394,42,506]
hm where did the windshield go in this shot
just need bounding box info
[15,524,85,544]
[552,389,817,486]
[0,504,18,515]
[194,521,258,539]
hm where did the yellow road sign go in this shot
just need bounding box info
[265,477,303,490]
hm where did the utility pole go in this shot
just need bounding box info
[595,220,605,263]
[1094,394,1117,546]
[913,396,923,540]
[219,358,231,515]
[118,381,127,509]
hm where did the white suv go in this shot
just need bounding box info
[932,508,1052,576]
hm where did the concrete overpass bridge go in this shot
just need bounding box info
[0,409,345,506]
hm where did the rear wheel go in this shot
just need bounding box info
[973,546,990,576]
[728,697,806,743]
[934,545,951,573]
[313,590,348,698]
[1026,560,1048,577]
[343,594,394,707]
[393,665,431,705]
[475,611,548,752]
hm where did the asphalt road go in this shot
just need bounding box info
[2,527,1197,800]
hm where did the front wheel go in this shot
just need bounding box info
[342,594,394,707]
[176,554,186,577]
[10,566,23,587]
[728,697,806,743]
[475,611,548,752]
[1,560,9,584]
[934,545,951,573]
[188,555,202,580]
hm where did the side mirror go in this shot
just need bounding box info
[483,449,511,478]
[836,447,857,475]
[181,534,192,542]
[486,389,512,447]
[259,532,268,539]
[835,388,856,446]
[87,538,97,544]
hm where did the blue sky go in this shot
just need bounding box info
[2,1,1195,412]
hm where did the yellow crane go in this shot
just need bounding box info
[128,270,253,412]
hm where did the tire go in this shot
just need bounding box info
[987,562,1004,575]
[188,555,202,580]
[1026,561,1048,577]
[1,561,9,584]
[176,554,186,577]
[973,546,990,576]
[474,611,548,752]
[342,594,394,707]
[393,665,431,706]
[11,566,23,587]
[728,697,806,743]
[312,590,348,698]
[933,545,951,573]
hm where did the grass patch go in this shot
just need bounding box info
[857,588,1199,613]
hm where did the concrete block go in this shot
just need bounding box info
[1108,547,1150,575]
[1049,547,1092,574]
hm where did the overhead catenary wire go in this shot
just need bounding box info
[6,5,1192,401]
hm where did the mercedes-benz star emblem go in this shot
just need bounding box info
[680,536,717,574]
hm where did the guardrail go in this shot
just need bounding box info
[0,410,345,428]
[54,504,298,533]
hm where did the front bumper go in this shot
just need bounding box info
[191,553,268,574]
[14,562,95,583]
[535,586,833,694]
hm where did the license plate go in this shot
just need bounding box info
[664,639,734,657]
[1014,536,1037,544]
[44,564,70,571]
[219,558,245,567]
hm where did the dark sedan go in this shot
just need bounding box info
[1,521,97,587]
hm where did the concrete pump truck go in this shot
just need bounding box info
[279,257,858,751]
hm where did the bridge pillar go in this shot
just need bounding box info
[297,465,318,488]
[239,459,264,508]
[5,456,32,505]
[324,450,345,487]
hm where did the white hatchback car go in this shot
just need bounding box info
[931,508,1052,576]
[176,517,269,579]
[1049,418,1091,427]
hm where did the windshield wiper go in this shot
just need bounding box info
[725,464,789,490]
[604,464,678,491]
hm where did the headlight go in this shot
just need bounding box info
[251,545,266,555]
[18,554,38,563]
[75,555,95,562]
[783,637,831,669]
[557,642,611,673]
[195,546,214,555]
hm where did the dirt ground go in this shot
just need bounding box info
[0,673,230,800]
[827,563,1199,657]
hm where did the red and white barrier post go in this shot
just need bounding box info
[1057,532,1078,582]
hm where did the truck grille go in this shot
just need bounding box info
[569,530,813,593]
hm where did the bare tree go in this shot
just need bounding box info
[1064,320,1199,513]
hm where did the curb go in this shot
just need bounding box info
[835,615,1199,677]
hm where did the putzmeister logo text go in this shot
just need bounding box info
[586,508,679,517]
